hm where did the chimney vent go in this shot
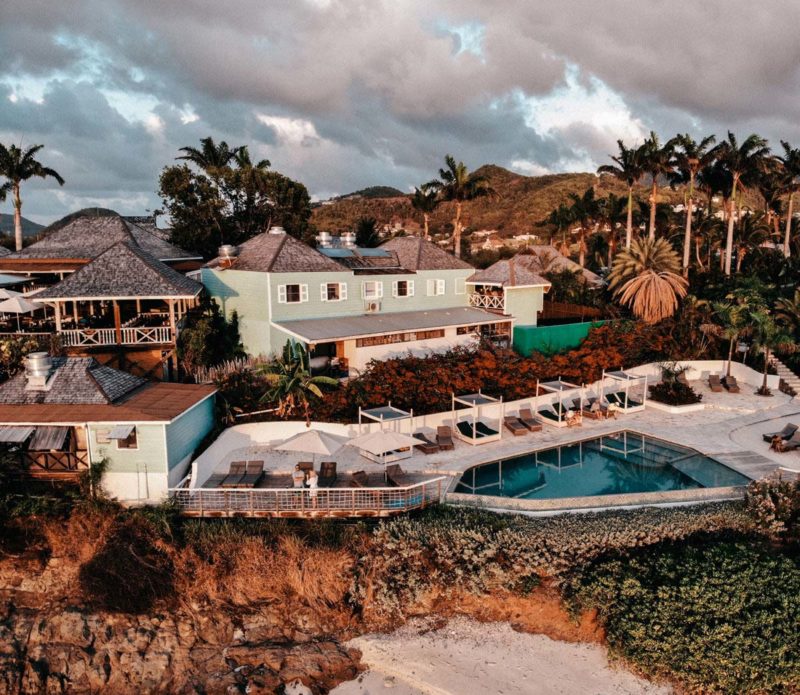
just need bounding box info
[315,231,332,248]
[269,225,286,235]
[24,352,53,390]
[341,232,356,248]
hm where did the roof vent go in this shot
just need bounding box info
[269,225,287,235]
[316,231,332,248]
[218,244,238,259]
[341,232,356,248]
[24,351,53,391]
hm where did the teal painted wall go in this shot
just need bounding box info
[165,396,215,470]
[513,320,609,356]
[89,423,167,474]
[504,287,546,327]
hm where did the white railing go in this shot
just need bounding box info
[59,326,173,347]
[469,293,505,311]
[169,477,448,518]
[121,326,173,344]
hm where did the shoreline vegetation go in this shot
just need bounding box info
[1,483,798,693]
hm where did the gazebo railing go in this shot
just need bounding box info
[59,325,174,347]
[60,328,117,347]
[170,477,448,517]
[121,326,173,344]
[469,293,505,311]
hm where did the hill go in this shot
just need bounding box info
[0,213,44,238]
[310,165,690,237]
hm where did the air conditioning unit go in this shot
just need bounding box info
[365,301,381,313]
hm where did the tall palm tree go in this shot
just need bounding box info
[598,193,628,266]
[543,202,574,251]
[638,132,675,241]
[671,134,717,275]
[0,143,65,251]
[776,289,800,339]
[233,146,270,171]
[608,237,688,323]
[259,341,338,426]
[703,301,752,378]
[410,187,439,239]
[778,141,800,257]
[715,132,771,275]
[567,188,601,267]
[749,309,796,395]
[425,155,495,258]
[734,211,771,272]
[177,136,242,176]
[597,140,644,249]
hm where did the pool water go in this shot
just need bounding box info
[454,431,750,500]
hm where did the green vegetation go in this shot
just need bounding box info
[175,298,245,376]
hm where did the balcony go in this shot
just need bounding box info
[60,325,174,347]
[23,450,90,479]
[469,292,505,313]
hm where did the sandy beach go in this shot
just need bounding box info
[332,617,672,695]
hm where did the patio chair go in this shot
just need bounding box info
[518,407,543,432]
[319,461,337,487]
[723,375,741,393]
[437,425,455,450]
[708,374,724,392]
[351,470,369,487]
[236,460,264,488]
[504,416,528,436]
[457,419,485,439]
[414,432,440,454]
[385,463,413,487]
[220,461,247,487]
[762,423,798,443]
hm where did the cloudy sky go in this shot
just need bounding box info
[2,0,800,224]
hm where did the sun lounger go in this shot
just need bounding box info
[385,463,413,487]
[475,421,499,437]
[762,423,798,443]
[221,461,247,487]
[319,461,337,487]
[581,401,606,420]
[351,470,369,487]
[504,416,528,436]
[234,460,264,488]
[538,407,561,422]
[414,432,440,454]
[708,374,724,392]
[518,407,543,432]
[723,375,741,393]
[437,425,455,451]
[457,420,486,439]
[606,391,643,408]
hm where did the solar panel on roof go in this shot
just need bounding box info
[356,248,391,257]
[318,248,354,257]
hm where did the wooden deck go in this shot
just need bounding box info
[23,451,89,480]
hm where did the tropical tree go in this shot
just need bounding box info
[0,143,65,251]
[715,132,771,275]
[355,217,380,247]
[233,146,270,171]
[638,132,675,240]
[259,341,338,426]
[734,212,771,272]
[671,134,717,275]
[749,310,796,395]
[775,290,800,339]
[566,188,601,267]
[177,136,242,177]
[597,193,628,266]
[543,202,574,252]
[608,237,688,323]
[410,187,439,239]
[597,140,644,249]
[703,301,752,378]
[778,141,800,256]
[425,155,495,258]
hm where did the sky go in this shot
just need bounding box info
[2,0,800,225]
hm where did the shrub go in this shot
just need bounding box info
[565,539,800,693]
[745,474,800,542]
[78,515,175,613]
[176,298,245,376]
[648,381,702,405]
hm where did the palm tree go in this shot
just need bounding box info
[543,202,574,251]
[734,212,771,272]
[598,193,628,266]
[0,143,65,251]
[638,132,675,241]
[608,237,688,323]
[749,309,796,395]
[566,188,601,267]
[259,341,338,426]
[778,141,800,257]
[233,146,270,171]
[597,140,644,249]
[671,134,717,275]
[703,301,752,378]
[425,155,495,258]
[776,290,800,339]
[177,136,242,176]
[410,187,439,239]
[715,132,771,275]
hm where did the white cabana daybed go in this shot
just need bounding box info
[535,379,584,427]
[358,402,414,433]
[451,390,503,445]
[601,369,648,413]
[347,430,426,465]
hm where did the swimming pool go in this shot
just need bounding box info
[454,431,750,501]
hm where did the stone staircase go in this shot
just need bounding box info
[772,357,800,397]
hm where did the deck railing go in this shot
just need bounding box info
[60,325,173,347]
[24,450,89,476]
[469,293,505,312]
[170,477,448,518]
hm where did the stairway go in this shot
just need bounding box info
[772,357,800,398]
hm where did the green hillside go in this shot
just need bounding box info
[0,213,44,237]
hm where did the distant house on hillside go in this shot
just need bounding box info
[0,352,215,502]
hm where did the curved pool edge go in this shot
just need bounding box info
[444,485,747,514]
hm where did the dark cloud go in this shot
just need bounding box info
[0,0,797,223]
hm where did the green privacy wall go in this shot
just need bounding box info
[513,320,609,356]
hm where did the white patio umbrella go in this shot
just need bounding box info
[0,296,42,331]
[346,431,426,464]
[0,288,21,300]
[274,429,348,463]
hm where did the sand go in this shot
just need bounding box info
[331,617,672,695]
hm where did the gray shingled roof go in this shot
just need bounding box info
[0,357,146,405]
[380,237,473,271]
[501,246,603,286]
[206,231,344,273]
[467,255,552,288]
[7,212,198,262]
[36,241,202,300]
[0,247,11,258]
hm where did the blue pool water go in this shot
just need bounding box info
[454,431,750,500]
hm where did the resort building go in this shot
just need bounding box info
[0,352,216,502]
[201,229,536,373]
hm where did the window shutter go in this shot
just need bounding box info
[300,285,308,302]
[278,285,287,303]
[427,279,434,296]
[392,281,398,298]
[377,282,383,298]
[320,284,328,301]
[437,279,445,295]
[408,280,415,297]
[340,283,347,300]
